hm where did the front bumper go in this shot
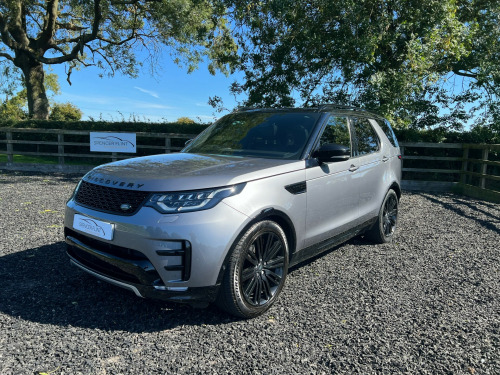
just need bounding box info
[64,198,249,303]
[67,241,219,303]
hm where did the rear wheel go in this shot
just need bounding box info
[216,220,289,318]
[365,189,399,243]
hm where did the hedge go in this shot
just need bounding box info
[394,126,499,144]
[1,119,498,144]
[0,119,208,135]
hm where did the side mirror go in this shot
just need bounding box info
[313,143,350,164]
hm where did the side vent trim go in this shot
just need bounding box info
[285,181,307,195]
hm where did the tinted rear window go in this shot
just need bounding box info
[350,117,380,156]
[377,119,399,147]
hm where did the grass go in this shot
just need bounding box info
[0,154,58,164]
[0,154,98,166]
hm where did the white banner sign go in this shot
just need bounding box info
[90,132,136,153]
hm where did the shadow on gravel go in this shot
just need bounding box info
[288,237,365,273]
[421,193,500,234]
[0,242,239,332]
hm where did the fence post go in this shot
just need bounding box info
[111,152,117,162]
[461,146,469,185]
[57,133,65,166]
[6,130,13,163]
[165,137,171,153]
[399,145,404,175]
[480,146,489,189]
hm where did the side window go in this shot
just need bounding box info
[350,117,380,156]
[318,116,351,152]
[377,119,399,148]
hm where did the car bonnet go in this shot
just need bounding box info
[82,152,305,191]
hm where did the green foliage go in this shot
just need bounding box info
[0,89,27,121]
[394,126,499,144]
[0,0,239,118]
[0,119,208,135]
[49,102,83,121]
[228,0,500,129]
[176,116,196,124]
[1,64,64,120]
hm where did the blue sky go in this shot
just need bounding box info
[50,56,245,123]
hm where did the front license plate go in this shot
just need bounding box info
[73,214,114,240]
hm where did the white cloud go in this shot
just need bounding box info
[134,86,160,98]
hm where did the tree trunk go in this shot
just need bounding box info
[15,52,50,119]
[24,63,50,120]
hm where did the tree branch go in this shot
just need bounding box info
[37,0,59,47]
[56,21,87,31]
[452,69,478,79]
[0,52,15,62]
[6,2,30,46]
[0,12,16,49]
[38,0,103,65]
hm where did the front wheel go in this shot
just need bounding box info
[365,189,399,243]
[216,220,289,318]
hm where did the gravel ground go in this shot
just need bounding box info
[0,170,499,375]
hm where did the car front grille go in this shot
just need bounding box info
[75,180,150,215]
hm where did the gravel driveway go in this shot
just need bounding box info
[0,170,499,375]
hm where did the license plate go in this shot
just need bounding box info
[73,214,114,240]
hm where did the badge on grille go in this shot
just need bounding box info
[120,203,132,211]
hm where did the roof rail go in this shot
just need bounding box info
[234,106,257,112]
[319,104,364,111]
[318,104,381,117]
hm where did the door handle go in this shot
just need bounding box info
[348,164,359,172]
[382,156,389,162]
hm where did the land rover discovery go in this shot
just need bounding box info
[64,105,402,318]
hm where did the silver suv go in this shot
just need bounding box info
[64,105,402,318]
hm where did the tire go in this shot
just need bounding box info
[216,220,289,318]
[365,189,399,244]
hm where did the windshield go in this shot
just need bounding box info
[183,111,321,159]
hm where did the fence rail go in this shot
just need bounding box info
[400,142,500,203]
[1,128,499,202]
[0,127,195,173]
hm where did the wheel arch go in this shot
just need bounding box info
[215,207,296,285]
[389,181,402,200]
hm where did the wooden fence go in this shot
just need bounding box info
[0,127,194,173]
[1,127,499,202]
[400,142,500,202]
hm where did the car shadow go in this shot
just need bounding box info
[288,240,357,272]
[0,242,239,332]
[421,193,500,234]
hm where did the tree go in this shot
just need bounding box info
[176,116,195,124]
[0,0,238,119]
[49,101,82,120]
[1,63,63,120]
[227,0,500,129]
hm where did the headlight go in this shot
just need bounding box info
[145,183,246,213]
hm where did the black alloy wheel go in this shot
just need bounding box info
[366,189,399,243]
[240,230,285,306]
[382,192,398,237]
[216,220,289,318]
